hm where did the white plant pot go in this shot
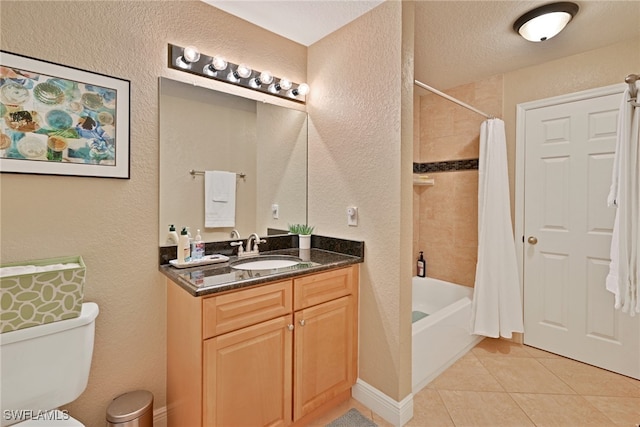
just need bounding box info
[299,234,311,250]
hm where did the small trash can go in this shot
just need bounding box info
[106,390,153,427]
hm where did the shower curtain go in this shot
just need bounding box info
[470,118,524,338]
[606,83,640,316]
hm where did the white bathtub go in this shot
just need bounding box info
[412,276,484,393]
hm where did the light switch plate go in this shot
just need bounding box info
[347,207,358,226]
[272,204,279,219]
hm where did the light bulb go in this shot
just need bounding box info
[182,46,200,63]
[288,83,310,98]
[279,78,292,90]
[236,64,252,79]
[259,71,273,85]
[268,78,293,94]
[296,83,310,96]
[250,70,274,88]
[212,56,227,71]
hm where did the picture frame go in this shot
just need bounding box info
[0,51,130,179]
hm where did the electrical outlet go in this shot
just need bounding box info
[347,207,358,226]
[272,204,279,219]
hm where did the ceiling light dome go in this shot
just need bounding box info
[513,2,579,42]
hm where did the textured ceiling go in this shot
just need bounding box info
[203,1,640,91]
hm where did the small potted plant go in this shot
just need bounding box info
[288,224,314,249]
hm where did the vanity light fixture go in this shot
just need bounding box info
[513,2,579,42]
[168,43,309,103]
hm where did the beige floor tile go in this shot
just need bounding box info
[438,390,535,427]
[471,338,533,358]
[427,352,505,392]
[406,388,455,427]
[510,393,615,427]
[583,395,640,426]
[622,374,640,389]
[538,358,640,398]
[480,357,576,394]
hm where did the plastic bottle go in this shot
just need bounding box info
[192,229,205,260]
[166,224,179,245]
[417,251,426,278]
[177,227,191,264]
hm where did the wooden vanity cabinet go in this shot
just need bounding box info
[167,265,358,427]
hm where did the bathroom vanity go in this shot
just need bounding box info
[162,247,362,427]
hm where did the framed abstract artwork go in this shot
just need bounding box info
[0,51,130,178]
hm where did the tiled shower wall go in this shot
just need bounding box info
[413,75,503,287]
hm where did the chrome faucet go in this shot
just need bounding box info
[245,233,266,255]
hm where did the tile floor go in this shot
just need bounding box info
[313,338,640,427]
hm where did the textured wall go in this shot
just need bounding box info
[414,76,503,286]
[504,36,640,220]
[307,1,413,401]
[0,2,306,426]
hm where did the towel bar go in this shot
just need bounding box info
[189,169,246,179]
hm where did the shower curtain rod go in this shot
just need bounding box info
[414,80,496,120]
[625,73,639,105]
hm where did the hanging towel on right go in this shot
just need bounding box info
[606,83,640,316]
[470,118,524,338]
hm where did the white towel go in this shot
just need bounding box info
[470,118,524,338]
[606,84,640,315]
[205,171,236,228]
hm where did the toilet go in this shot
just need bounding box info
[0,303,99,426]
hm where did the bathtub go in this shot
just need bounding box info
[412,276,484,393]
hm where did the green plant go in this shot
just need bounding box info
[288,223,314,235]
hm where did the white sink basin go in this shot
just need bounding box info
[231,257,300,271]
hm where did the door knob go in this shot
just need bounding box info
[527,236,538,245]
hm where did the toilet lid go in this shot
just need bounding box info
[13,411,83,426]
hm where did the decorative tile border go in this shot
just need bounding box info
[413,159,478,174]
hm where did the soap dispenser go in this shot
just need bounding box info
[166,224,179,245]
[417,251,426,278]
[177,227,191,264]
[192,229,205,260]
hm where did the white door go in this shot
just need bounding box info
[520,86,640,379]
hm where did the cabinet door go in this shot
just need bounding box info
[204,315,293,427]
[293,296,356,420]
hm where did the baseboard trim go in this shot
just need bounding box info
[153,405,168,427]
[352,379,413,427]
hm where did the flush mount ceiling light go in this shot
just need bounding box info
[168,44,309,103]
[513,2,579,42]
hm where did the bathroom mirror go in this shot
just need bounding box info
[159,77,308,245]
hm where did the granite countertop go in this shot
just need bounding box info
[160,246,363,297]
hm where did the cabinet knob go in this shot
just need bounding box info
[287,324,294,331]
[299,319,306,326]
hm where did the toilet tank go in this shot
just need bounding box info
[0,302,99,427]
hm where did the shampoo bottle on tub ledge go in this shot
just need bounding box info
[417,251,426,277]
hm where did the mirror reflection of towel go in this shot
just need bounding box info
[205,171,236,227]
